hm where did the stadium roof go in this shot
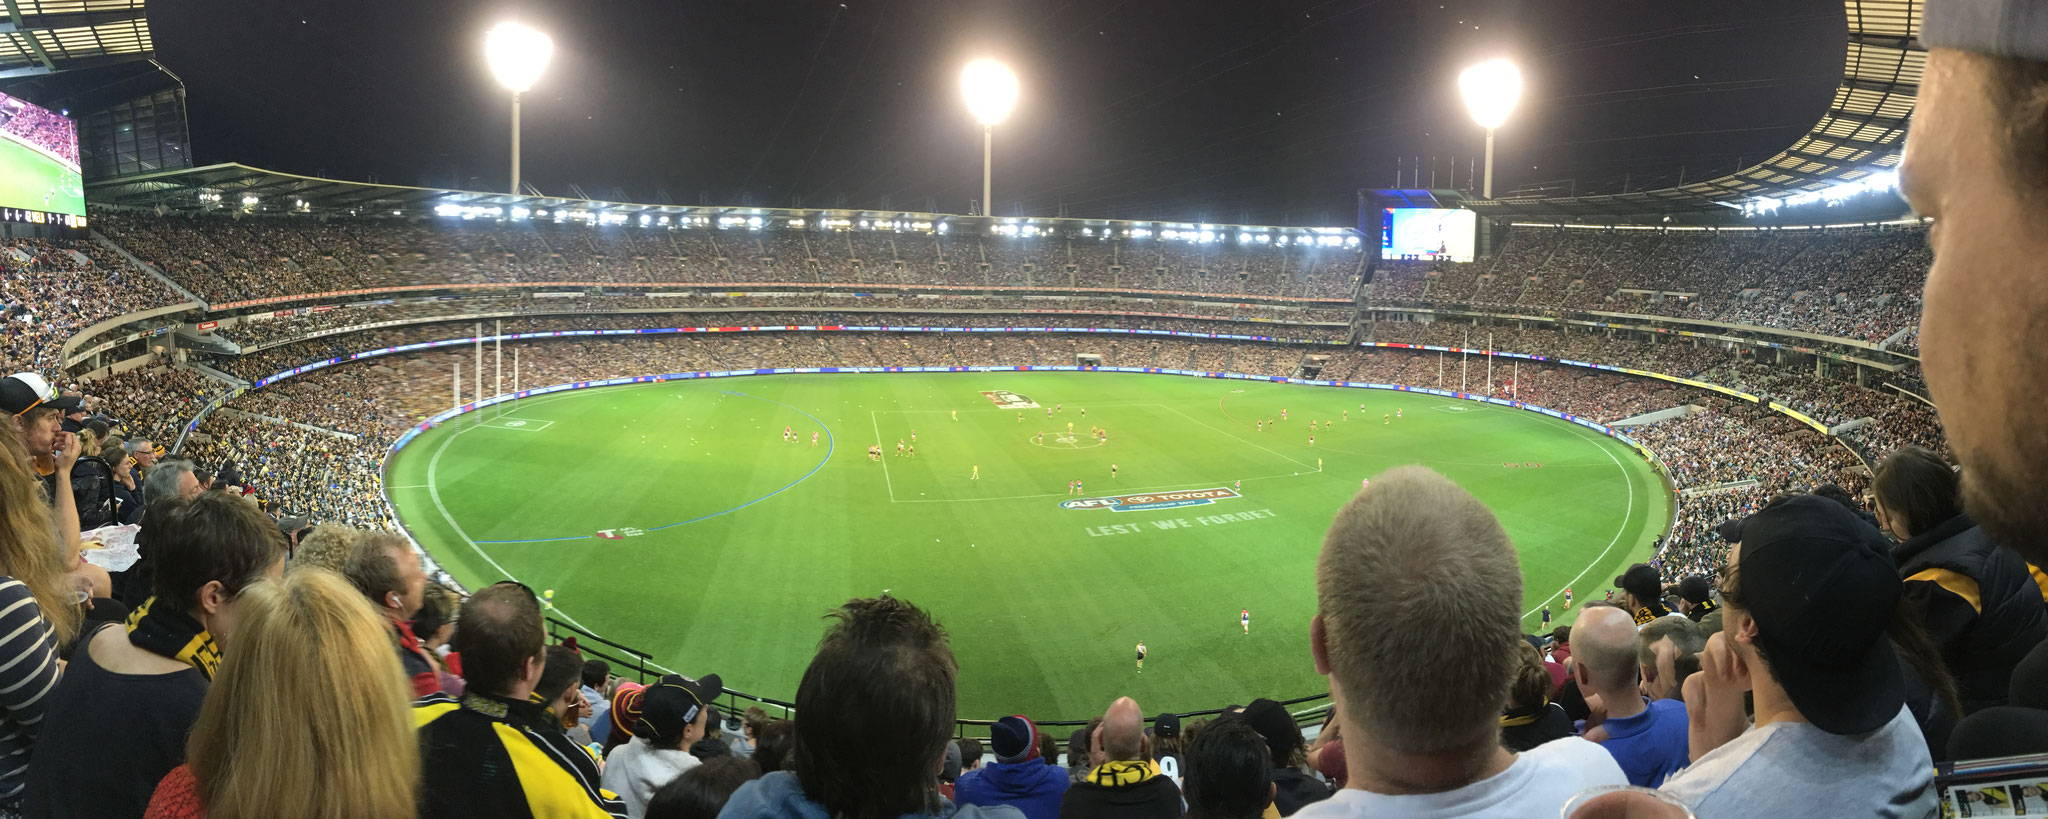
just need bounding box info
[1468,0,1921,221]
[0,0,152,80]
[85,163,1360,235]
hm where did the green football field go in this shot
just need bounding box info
[0,137,83,217]
[386,371,1670,721]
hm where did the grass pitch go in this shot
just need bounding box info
[0,137,83,217]
[387,371,1669,721]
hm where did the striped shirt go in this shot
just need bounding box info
[0,579,60,802]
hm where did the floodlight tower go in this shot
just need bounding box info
[485,22,555,196]
[960,59,1019,216]
[1458,58,1523,199]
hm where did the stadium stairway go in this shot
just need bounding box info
[90,230,206,306]
[1607,403,1702,427]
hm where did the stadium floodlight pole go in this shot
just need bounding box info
[485,22,555,196]
[1458,58,1523,199]
[960,59,1018,216]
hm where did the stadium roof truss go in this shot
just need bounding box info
[1468,0,1923,220]
[0,0,151,80]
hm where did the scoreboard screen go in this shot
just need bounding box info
[1381,208,1475,263]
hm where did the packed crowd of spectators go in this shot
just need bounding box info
[0,100,79,166]
[212,300,1351,352]
[3,238,182,372]
[89,209,1365,305]
[1371,224,1931,346]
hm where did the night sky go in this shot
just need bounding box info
[151,0,1845,225]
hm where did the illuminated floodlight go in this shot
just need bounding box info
[1458,58,1522,199]
[961,59,1019,216]
[1458,59,1522,130]
[960,59,1019,126]
[485,22,554,93]
[486,21,554,196]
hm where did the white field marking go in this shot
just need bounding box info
[892,471,1309,504]
[1515,416,1638,620]
[1151,403,1320,471]
[404,383,687,678]
[388,484,432,490]
[869,410,897,501]
[481,418,554,432]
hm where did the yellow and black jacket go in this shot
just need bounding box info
[1897,513,2048,713]
[415,690,628,819]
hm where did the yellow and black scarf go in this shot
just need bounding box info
[125,596,221,679]
[1086,759,1162,788]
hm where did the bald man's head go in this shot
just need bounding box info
[1095,697,1145,762]
[1571,606,1641,692]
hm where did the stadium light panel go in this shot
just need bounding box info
[960,59,1019,126]
[485,22,555,93]
[1458,58,1522,130]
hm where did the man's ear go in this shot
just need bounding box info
[196,579,228,616]
[1311,614,1331,676]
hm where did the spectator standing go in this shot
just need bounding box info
[603,674,719,818]
[1181,717,1276,819]
[1905,0,2048,757]
[0,431,81,813]
[1295,467,1625,818]
[1236,698,1333,814]
[24,493,286,819]
[1058,696,1181,819]
[342,532,441,696]
[1873,445,2047,712]
[1572,606,1689,787]
[413,582,627,818]
[1661,495,1940,815]
[955,715,1068,819]
[719,596,1020,818]
[142,569,418,819]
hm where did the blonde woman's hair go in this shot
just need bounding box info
[0,426,80,644]
[185,568,418,819]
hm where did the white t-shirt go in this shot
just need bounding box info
[601,736,702,818]
[1658,705,1936,818]
[1290,736,1627,818]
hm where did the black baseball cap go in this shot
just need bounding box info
[1734,494,1904,735]
[1716,516,1747,544]
[1,373,80,417]
[1151,712,1181,739]
[633,673,723,741]
[1674,576,1713,605]
[1614,563,1661,603]
[1235,698,1303,757]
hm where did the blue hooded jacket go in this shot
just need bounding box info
[719,770,1026,819]
[953,760,1071,819]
